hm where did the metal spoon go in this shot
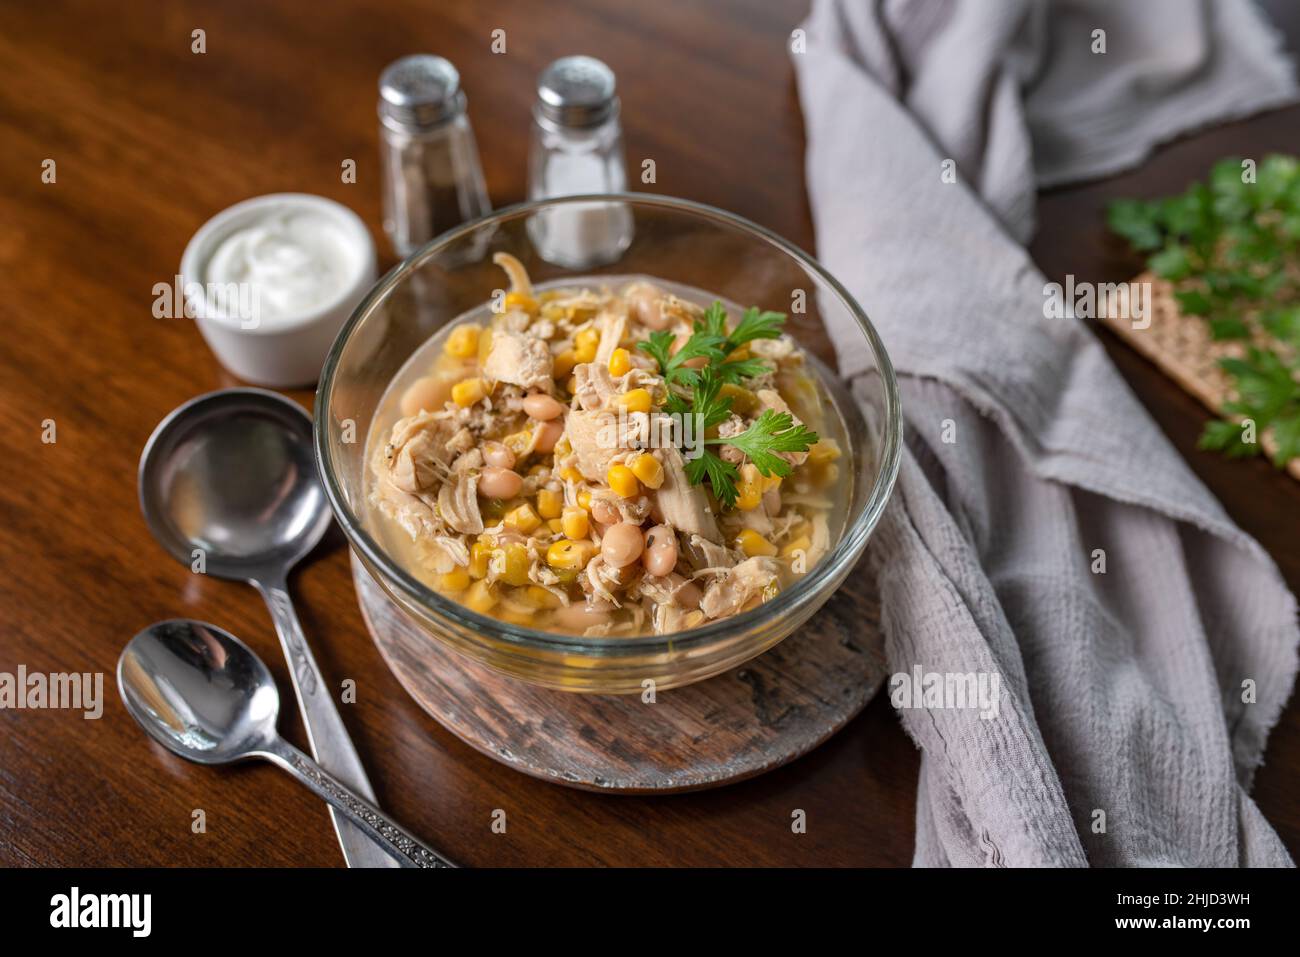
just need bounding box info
[118,619,454,867]
[138,388,396,868]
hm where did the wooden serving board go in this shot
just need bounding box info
[1101,272,1300,481]
[351,553,887,793]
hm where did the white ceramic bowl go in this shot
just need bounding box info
[180,193,376,387]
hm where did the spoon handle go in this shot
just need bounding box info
[256,576,397,869]
[263,737,456,868]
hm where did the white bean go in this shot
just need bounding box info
[642,524,677,576]
[533,419,563,453]
[523,393,564,420]
[601,522,645,568]
[478,466,523,500]
[399,376,445,416]
[482,441,516,469]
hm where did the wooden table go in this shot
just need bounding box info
[0,0,1295,867]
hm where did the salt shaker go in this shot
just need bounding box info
[526,55,633,268]
[378,54,491,258]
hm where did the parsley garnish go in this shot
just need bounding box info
[714,410,820,478]
[1108,155,1300,468]
[637,303,820,506]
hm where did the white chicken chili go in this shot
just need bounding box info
[365,253,848,637]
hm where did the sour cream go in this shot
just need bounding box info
[182,193,376,387]
[204,209,361,323]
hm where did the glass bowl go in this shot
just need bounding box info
[315,193,900,693]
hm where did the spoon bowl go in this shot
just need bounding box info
[118,619,454,867]
[118,619,280,764]
[138,388,330,581]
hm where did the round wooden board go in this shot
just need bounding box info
[352,553,887,793]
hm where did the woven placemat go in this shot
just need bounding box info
[1100,271,1300,481]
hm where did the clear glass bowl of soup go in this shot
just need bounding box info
[315,194,901,692]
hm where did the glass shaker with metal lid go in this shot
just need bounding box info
[378,54,491,258]
[527,55,632,268]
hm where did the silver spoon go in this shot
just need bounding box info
[138,388,396,868]
[119,619,454,867]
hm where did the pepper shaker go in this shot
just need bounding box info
[526,55,633,268]
[378,54,491,258]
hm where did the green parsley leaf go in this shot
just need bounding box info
[710,409,819,479]
[684,449,740,509]
[726,307,785,348]
[1107,198,1163,251]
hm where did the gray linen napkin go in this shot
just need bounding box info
[793,0,1299,866]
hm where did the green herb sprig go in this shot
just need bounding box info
[636,302,818,506]
[1107,154,1300,467]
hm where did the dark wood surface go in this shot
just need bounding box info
[0,0,1295,866]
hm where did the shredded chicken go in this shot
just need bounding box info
[483,330,553,390]
[652,444,721,543]
[700,557,780,619]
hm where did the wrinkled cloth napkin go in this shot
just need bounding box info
[793,0,1299,866]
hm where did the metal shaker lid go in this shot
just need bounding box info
[379,54,465,129]
[535,56,618,128]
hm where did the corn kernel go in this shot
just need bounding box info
[629,452,664,490]
[444,324,480,359]
[438,567,471,591]
[566,375,578,394]
[547,539,594,570]
[503,429,532,456]
[504,291,538,315]
[574,327,601,364]
[465,580,496,614]
[553,349,577,379]
[607,463,640,499]
[537,488,563,519]
[719,383,758,415]
[505,503,542,534]
[735,529,777,557]
[522,585,561,609]
[577,490,593,511]
[496,542,531,586]
[559,465,583,483]
[561,506,589,540]
[616,388,652,414]
[813,462,840,488]
[808,439,842,465]
[451,377,486,407]
[546,517,565,533]
[608,347,632,377]
[735,484,762,511]
[468,542,491,579]
[780,535,812,559]
[735,466,763,511]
